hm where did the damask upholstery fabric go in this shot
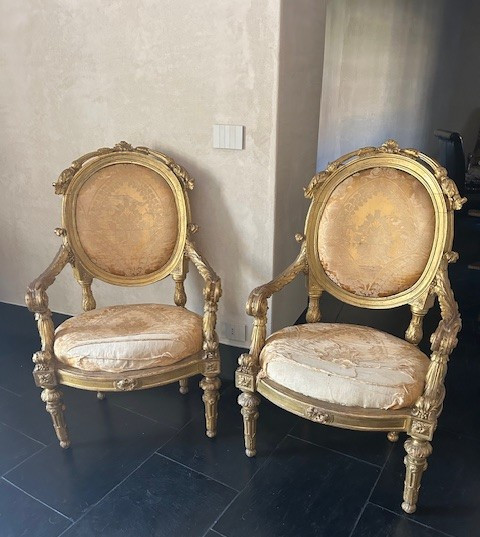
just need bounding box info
[317,167,435,297]
[76,163,179,277]
[54,304,203,372]
[259,323,430,410]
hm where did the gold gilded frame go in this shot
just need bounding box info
[236,140,466,514]
[62,151,189,286]
[26,141,222,448]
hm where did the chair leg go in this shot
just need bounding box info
[179,379,189,395]
[402,436,432,513]
[387,431,399,442]
[41,387,70,449]
[238,391,260,457]
[200,376,221,438]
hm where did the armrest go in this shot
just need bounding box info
[412,252,461,428]
[185,239,221,304]
[184,239,221,359]
[247,241,307,319]
[25,245,71,314]
[236,240,307,392]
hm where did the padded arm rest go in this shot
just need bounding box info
[25,245,70,314]
[247,241,307,319]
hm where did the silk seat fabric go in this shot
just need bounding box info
[54,304,203,373]
[259,323,430,410]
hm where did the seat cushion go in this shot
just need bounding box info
[54,304,203,373]
[259,323,430,410]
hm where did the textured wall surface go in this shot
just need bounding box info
[271,0,326,331]
[316,0,465,169]
[0,0,283,344]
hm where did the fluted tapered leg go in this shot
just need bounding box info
[238,392,260,457]
[402,436,432,513]
[41,387,70,448]
[200,376,220,438]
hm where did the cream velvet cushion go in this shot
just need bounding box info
[259,323,430,410]
[54,304,203,373]
[317,167,435,297]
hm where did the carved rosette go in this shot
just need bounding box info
[305,406,332,424]
[115,378,138,391]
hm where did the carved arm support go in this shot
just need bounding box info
[25,245,70,387]
[412,252,461,430]
[236,242,307,392]
[185,239,222,359]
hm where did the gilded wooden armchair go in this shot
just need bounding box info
[26,142,221,448]
[236,140,466,514]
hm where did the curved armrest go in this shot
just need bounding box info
[247,241,307,319]
[25,245,71,314]
[412,252,461,429]
[185,239,222,304]
[185,239,221,360]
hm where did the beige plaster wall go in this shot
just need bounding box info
[0,0,282,345]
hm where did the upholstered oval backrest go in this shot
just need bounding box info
[306,150,448,308]
[62,150,188,286]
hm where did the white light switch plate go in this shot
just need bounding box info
[213,125,244,150]
[223,322,247,342]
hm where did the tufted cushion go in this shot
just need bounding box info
[259,323,430,410]
[54,304,203,373]
[76,163,179,278]
[317,167,435,297]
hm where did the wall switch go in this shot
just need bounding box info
[223,322,247,342]
[213,125,244,150]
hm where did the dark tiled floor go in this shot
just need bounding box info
[0,216,479,536]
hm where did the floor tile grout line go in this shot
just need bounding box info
[347,437,395,537]
[208,426,298,535]
[56,450,160,537]
[1,445,48,479]
[154,452,239,494]
[0,384,22,397]
[0,419,47,447]
[1,476,73,522]
[287,432,383,469]
[205,528,227,537]
[368,502,456,537]
[109,400,173,426]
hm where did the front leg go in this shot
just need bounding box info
[238,391,260,457]
[200,375,221,438]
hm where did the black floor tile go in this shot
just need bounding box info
[351,503,449,537]
[215,435,379,537]
[160,385,299,490]
[0,478,71,536]
[290,420,394,466]
[61,454,236,537]
[0,386,19,409]
[5,393,178,520]
[0,422,44,475]
[112,377,232,430]
[370,429,480,537]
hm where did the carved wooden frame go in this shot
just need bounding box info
[236,140,466,514]
[26,142,222,447]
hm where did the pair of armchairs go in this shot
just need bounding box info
[26,140,465,514]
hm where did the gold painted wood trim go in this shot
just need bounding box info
[61,147,190,287]
[257,377,410,432]
[304,151,449,309]
[56,351,205,392]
